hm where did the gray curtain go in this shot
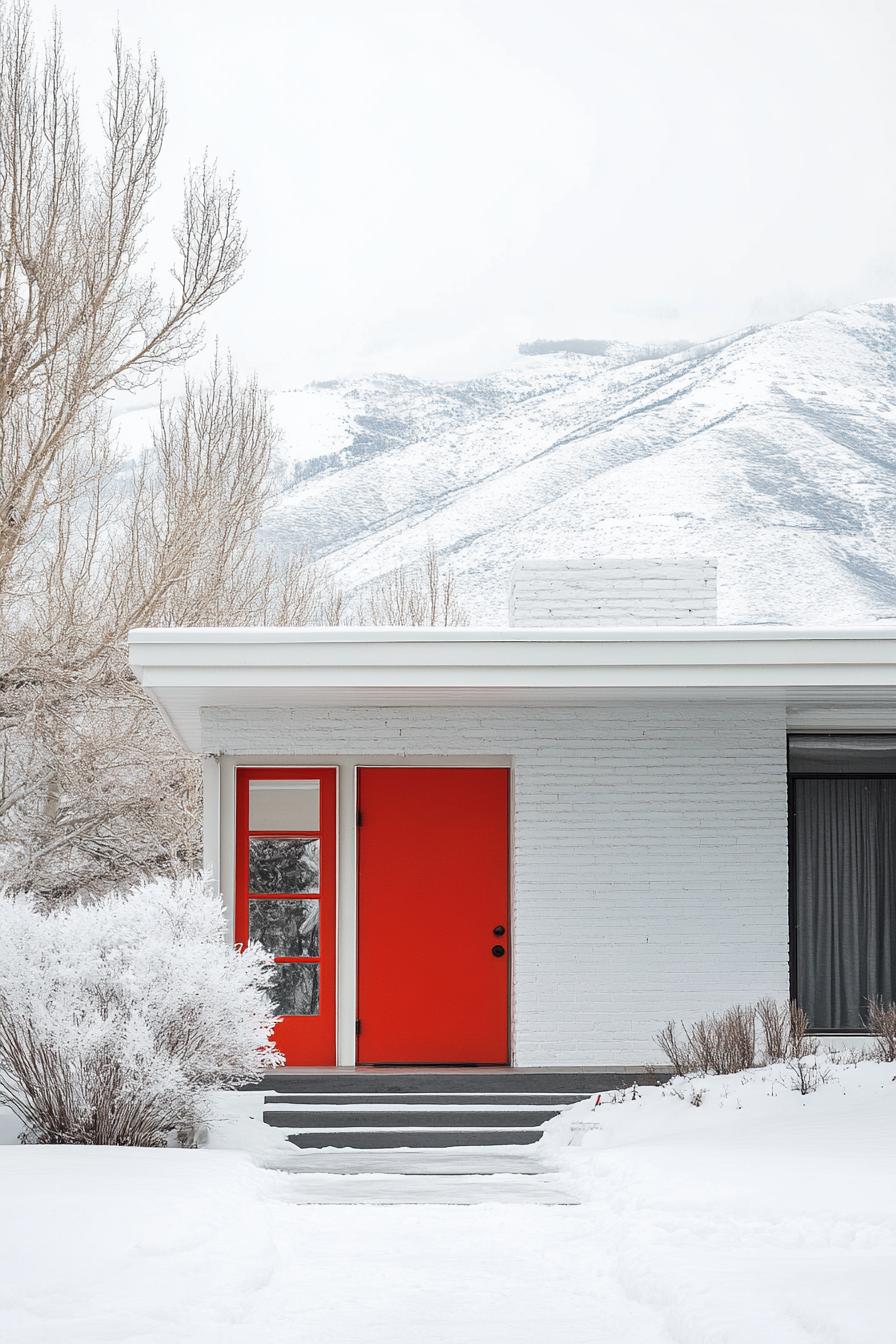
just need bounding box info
[793,778,896,1030]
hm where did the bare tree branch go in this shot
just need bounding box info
[358,543,467,626]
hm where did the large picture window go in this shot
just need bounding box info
[789,735,896,1031]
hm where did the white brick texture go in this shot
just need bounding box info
[509,558,718,626]
[205,701,788,1066]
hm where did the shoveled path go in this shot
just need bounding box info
[260,1144,577,1205]
[252,1067,637,1205]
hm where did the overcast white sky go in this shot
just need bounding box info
[32,0,896,384]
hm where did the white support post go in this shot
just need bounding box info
[335,764,358,1065]
[201,754,222,905]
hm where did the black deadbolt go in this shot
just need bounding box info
[493,925,506,936]
[491,944,506,957]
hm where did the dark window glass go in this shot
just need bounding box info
[270,962,319,1017]
[788,735,896,775]
[791,774,896,1030]
[248,898,319,957]
[249,837,319,893]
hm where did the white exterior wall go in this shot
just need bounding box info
[204,701,788,1066]
[509,559,718,627]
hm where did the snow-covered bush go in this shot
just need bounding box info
[0,875,282,1145]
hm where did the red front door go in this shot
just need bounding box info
[235,768,336,1065]
[356,767,509,1064]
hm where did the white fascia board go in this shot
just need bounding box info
[127,625,896,752]
[129,625,896,678]
[128,623,896,644]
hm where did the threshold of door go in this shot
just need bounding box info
[369,1062,507,1068]
[260,1065,660,1075]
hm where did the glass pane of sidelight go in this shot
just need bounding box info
[248,898,320,957]
[249,837,319,893]
[249,779,320,832]
[270,962,320,1017]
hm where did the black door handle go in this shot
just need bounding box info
[493,925,506,936]
[491,944,505,957]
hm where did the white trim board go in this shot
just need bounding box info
[129,625,896,751]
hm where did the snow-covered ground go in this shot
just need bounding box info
[1,1054,894,1343]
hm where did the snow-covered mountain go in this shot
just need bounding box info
[269,301,896,625]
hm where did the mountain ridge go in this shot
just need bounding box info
[266,301,896,626]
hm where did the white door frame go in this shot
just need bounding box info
[214,753,512,1065]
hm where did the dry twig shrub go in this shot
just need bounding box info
[757,997,814,1061]
[656,999,813,1076]
[786,1057,830,1094]
[864,997,896,1062]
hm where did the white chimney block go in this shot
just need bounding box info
[508,558,718,627]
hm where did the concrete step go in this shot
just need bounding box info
[285,1128,545,1148]
[255,1070,622,1151]
[265,1092,589,1107]
[258,1148,553,1175]
[259,1070,649,1094]
[272,1173,576,1205]
[266,1107,561,1129]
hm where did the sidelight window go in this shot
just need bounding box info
[249,779,320,831]
[239,775,325,1018]
[248,837,320,894]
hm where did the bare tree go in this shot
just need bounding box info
[359,544,467,626]
[0,5,246,604]
[1,357,341,899]
[0,8,341,898]
[0,6,463,900]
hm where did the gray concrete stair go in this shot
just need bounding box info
[264,1091,588,1108]
[265,1106,566,1129]
[283,1128,547,1148]
[260,1069,653,1094]
[256,1148,552,1175]
[257,1069,635,1151]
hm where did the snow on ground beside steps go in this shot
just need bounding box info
[0,1055,894,1343]
[542,1055,896,1342]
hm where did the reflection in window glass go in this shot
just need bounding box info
[248,898,319,957]
[249,837,319,893]
[270,962,319,1017]
[788,735,896,776]
[249,779,320,831]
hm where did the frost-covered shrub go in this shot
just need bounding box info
[0,875,281,1145]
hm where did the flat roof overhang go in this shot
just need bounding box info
[127,625,896,752]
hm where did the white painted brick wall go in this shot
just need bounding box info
[205,701,788,1066]
[509,558,718,626]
